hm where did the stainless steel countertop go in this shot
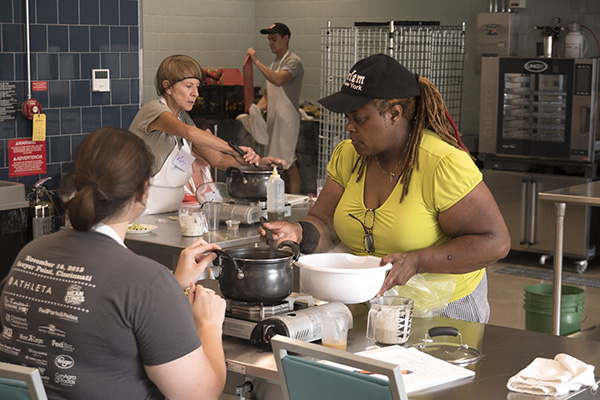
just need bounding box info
[124,206,312,270]
[538,181,600,336]
[125,207,600,399]
[124,212,263,254]
[124,212,267,271]
[215,296,600,400]
[538,180,600,206]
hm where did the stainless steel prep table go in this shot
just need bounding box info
[539,181,600,336]
[124,205,312,270]
[218,300,600,400]
[124,208,600,399]
[124,212,263,270]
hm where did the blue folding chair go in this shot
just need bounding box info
[0,361,47,400]
[271,335,408,400]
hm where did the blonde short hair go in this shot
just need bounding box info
[155,54,203,96]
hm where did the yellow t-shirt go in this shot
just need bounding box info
[327,130,484,302]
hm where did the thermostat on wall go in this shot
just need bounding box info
[92,69,110,92]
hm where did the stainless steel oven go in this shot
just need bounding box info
[479,57,600,266]
[479,57,600,162]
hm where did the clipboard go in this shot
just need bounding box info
[243,55,254,113]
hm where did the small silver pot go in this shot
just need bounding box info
[215,241,300,302]
[225,166,272,200]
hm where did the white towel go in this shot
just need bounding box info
[236,104,269,145]
[507,353,596,396]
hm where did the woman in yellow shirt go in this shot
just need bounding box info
[262,54,510,323]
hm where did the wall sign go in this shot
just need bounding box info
[0,82,18,122]
[8,139,47,177]
[32,81,48,91]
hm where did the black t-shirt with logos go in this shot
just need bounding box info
[0,229,201,399]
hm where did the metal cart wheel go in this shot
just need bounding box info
[539,254,552,265]
[575,260,588,274]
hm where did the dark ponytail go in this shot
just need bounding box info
[66,127,154,231]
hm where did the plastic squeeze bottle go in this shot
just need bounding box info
[266,166,285,221]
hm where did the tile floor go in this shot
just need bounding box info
[487,250,600,338]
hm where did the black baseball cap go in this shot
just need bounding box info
[260,22,291,38]
[318,54,421,113]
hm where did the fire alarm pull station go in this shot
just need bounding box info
[22,98,42,120]
[92,69,110,92]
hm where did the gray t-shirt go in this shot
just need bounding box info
[269,51,304,108]
[129,99,196,176]
[0,229,201,399]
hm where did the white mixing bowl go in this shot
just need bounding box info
[295,253,392,304]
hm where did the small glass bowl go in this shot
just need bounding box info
[225,219,240,230]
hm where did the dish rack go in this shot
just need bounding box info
[317,21,466,179]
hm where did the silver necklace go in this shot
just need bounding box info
[374,156,402,182]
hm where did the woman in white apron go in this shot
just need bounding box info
[145,116,195,214]
[129,55,284,215]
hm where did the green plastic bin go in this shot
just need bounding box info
[523,284,584,336]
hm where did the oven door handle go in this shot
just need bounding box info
[520,179,529,245]
[581,106,590,133]
[529,180,538,246]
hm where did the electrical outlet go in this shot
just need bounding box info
[509,0,526,8]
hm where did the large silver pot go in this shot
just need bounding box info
[225,166,272,200]
[215,241,300,302]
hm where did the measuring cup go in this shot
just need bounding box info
[366,296,414,345]
[178,204,208,236]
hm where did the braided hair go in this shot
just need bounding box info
[350,76,471,202]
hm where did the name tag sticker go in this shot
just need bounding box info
[172,148,194,171]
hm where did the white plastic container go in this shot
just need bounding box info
[178,205,208,236]
[266,167,285,221]
[565,23,584,58]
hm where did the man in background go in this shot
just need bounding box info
[247,22,304,194]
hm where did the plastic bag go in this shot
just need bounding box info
[236,104,269,145]
[385,274,456,318]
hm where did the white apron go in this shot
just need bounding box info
[266,51,300,169]
[146,138,193,214]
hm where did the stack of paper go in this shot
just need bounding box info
[356,345,476,393]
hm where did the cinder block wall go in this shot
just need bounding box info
[143,0,600,145]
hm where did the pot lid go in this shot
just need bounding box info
[410,326,482,366]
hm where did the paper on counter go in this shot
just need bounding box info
[357,346,475,393]
[320,345,475,394]
[285,194,310,204]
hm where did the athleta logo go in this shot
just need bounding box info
[55,354,75,369]
[7,277,52,295]
[64,284,85,306]
[344,69,366,91]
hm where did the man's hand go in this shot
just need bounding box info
[247,48,258,63]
